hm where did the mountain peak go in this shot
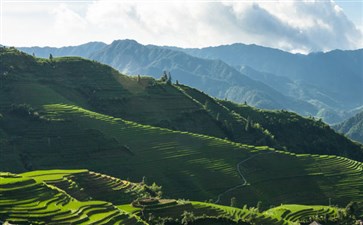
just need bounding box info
[111,39,140,46]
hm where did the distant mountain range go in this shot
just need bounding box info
[19,40,363,124]
[334,110,363,144]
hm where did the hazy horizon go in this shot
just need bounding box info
[2,0,363,54]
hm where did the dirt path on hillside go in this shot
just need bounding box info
[214,151,275,204]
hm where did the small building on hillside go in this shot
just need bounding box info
[309,222,322,225]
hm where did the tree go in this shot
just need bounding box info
[345,201,359,218]
[149,182,163,198]
[160,71,168,82]
[336,208,356,225]
[166,72,172,85]
[230,197,237,207]
[181,211,195,225]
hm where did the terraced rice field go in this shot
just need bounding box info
[137,200,302,225]
[0,170,350,225]
[233,152,363,206]
[0,172,146,225]
[21,169,143,204]
[1,103,363,208]
[4,103,255,201]
[265,204,337,221]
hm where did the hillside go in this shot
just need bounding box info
[175,44,363,124]
[334,111,363,144]
[3,169,356,225]
[18,41,106,59]
[0,171,147,225]
[219,100,363,160]
[19,40,318,117]
[1,47,362,160]
[1,47,363,210]
[20,41,363,124]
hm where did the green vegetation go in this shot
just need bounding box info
[1,47,361,161]
[1,47,363,224]
[0,171,146,225]
[1,170,358,225]
[334,110,363,144]
[220,100,363,160]
[21,169,157,204]
[1,102,363,208]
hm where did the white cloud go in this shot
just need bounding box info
[52,4,88,33]
[2,0,363,52]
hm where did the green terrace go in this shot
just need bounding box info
[1,103,362,208]
[0,172,146,225]
[0,170,345,225]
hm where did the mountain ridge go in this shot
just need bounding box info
[1,47,363,218]
[19,40,320,118]
[18,39,363,124]
[334,110,363,144]
[173,43,363,123]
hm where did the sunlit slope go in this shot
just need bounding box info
[1,47,362,160]
[0,103,252,201]
[21,169,150,205]
[217,151,363,207]
[0,47,228,139]
[0,172,146,225]
[219,100,363,161]
[1,103,363,207]
[2,170,345,225]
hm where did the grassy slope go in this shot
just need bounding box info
[21,169,150,205]
[1,103,363,208]
[0,47,227,140]
[220,100,363,161]
[0,172,146,225]
[1,48,363,207]
[264,204,337,223]
[1,47,362,161]
[0,170,345,225]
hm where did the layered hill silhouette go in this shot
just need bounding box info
[21,40,316,115]
[19,40,363,124]
[334,110,363,144]
[1,47,363,212]
[175,44,363,124]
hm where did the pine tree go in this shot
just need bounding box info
[166,72,172,85]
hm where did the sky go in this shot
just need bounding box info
[1,0,363,53]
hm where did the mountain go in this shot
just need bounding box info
[19,40,363,124]
[18,41,107,58]
[334,110,363,144]
[19,40,319,118]
[173,44,363,124]
[2,47,362,161]
[1,47,363,211]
